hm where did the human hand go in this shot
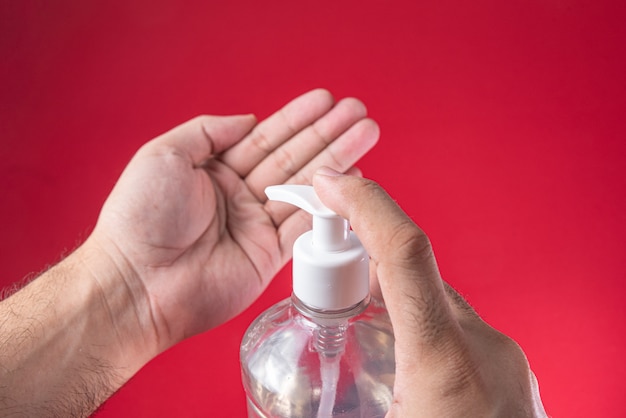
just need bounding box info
[88,89,379,350]
[313,170,548,417]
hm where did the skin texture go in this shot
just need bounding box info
[313,169,548,418]
[0,88,547,417]
[0,89,379,416]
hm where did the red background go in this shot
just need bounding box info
[1,1,625,416]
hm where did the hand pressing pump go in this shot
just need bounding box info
[240,185,395,418]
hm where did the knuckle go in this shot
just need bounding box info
[496,332,527,362]
[322,147,343,169]
[278,107,298,137]
[250,128,273,153]
[272,146,298,176]
[387,221,433,263]
[309,122,333,146]
[289,170,311,186]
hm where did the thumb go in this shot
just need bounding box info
[150,114,257,165]
[313,168,456,366]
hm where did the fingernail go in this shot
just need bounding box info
[316,166,343,177]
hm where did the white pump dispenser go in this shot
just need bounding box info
[240,184,395,418]
[265,185,369,311]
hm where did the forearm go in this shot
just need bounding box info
[0,239,158,417]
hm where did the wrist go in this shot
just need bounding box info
[0,237,160,414]
[72,235,162,371]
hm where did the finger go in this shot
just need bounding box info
[245,97,368,200]
[220,88,335,176]
[344,166,362,178]
[262,119,379,228]
[289,118,378,186]
[312,171,456,354]
[270,165,363,264]
[149,114,257,166]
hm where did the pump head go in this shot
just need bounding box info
[266,185,369,311]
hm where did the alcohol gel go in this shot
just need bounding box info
[240,185,395,418]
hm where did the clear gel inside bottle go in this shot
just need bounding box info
[240,294,395,418]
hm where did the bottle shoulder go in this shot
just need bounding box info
[241,296,393,350]
[240,296,395,367]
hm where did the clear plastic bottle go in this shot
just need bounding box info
[240,185,395,418]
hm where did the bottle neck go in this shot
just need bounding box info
[291,292,370,327]
[292,293,370,359]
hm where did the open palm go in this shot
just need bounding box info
[92,89,379,348]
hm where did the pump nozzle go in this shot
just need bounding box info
[265,185,369,311]
[266,185,349,251]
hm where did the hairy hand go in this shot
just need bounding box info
[313,170,547,418]
[90,89,379,349]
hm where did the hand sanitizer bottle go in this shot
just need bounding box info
[240,185,395,418]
